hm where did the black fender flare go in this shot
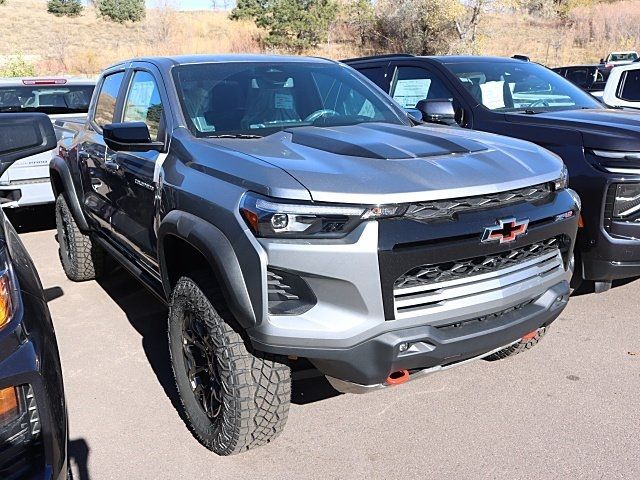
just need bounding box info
[49,155,90,231]
[157,210,258,329]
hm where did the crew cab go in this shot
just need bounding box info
[345,54,640,292]
[551,64,609,98]
[51,55,579,455]
[0,78,95,208]
[602,63,640,109]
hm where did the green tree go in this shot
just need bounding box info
[47,0,83,17]
[231,0,338,52]
[96,0,146,23]
[0,54,36,77]
[0,0,6,5]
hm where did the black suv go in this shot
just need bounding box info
[345,54,640,292]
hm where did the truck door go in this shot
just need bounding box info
[79,70,127,232]
[109,68,168,268]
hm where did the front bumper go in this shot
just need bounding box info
[0,180,54,209]
[248,190,578,387]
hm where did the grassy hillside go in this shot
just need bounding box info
[1,0,639,75]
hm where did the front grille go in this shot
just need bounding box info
[405,183,552,222]
[392,237,566,319]
[395,237,562,289]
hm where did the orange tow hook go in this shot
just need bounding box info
[522,330,538,341]
[386,369,410,386]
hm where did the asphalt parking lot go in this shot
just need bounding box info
[11,207,640,480]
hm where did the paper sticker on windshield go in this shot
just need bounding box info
[393,79,431,108]
[275,93,294,110]
[480,81,506,109]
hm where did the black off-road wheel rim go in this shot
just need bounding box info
[57,202,74,264]
[181,310,223,420]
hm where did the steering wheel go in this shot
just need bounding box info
[528,99,550,108]
[304,109,340,122]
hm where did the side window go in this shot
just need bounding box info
[94,71,125,128]
[123,71,164,141]
[619,70,640,101]
[390,66,454,108]
[357,67,387,90]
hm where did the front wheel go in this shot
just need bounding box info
[483,326,548,361]
[55,194,104,281]
[168,273,291,455]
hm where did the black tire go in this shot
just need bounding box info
[55,194,104,281]
[168,273,291,456]
[483,326,548,361]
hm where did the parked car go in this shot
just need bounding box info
[602,63,640,109]
[0,113,68,478]
[51,55,579,455]
[0,78,95,208]
[601,51,639,71]
[552,64,609,98]
[345,54,640,293]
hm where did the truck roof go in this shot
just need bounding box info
[107,54,337,70]
[344,54,526,64]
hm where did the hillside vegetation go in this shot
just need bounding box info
[0,0,639,76]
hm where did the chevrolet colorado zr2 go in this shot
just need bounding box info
[50,55,579,455]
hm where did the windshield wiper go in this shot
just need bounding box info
[522,109,542,115]
[208,134,262,139]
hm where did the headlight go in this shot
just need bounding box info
[240,192,406,238]
[611,183,640,219]
[553,165,569,191]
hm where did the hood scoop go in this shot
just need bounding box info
[286,123,487,160]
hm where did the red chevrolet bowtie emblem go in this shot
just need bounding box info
[481,218,529,244]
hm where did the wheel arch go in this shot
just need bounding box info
[158,210,258,329]
[50,155,90,231]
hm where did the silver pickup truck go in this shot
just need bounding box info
[51,55,580,455]
[0,77,94,208]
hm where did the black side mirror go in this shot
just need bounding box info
[103,122,164,152]
[599,58,604,64]
[0,113,56,177]
[415,99,457,126]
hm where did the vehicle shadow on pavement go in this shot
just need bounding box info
[95,267,342,412]
[68,438,90,480]
[4,204,56,233]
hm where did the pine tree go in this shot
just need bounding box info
[231,0,338,52]
[96,0,146,23]
[47,0,84,17]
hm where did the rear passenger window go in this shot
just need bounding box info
[390,66,453,108]
[94,71,125,128]
[123,71,164,141]
[620,70,640,101]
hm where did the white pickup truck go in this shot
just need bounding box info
[602,63,640,110]
[0,77,95,208]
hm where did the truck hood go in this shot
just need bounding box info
[209,122,563,204]
[506,108,640,151]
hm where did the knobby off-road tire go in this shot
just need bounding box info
[484,326,548,361]
[55,194,104,281]
[168,273,291,456]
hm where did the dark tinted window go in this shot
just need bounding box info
[564,67,594,88]
[172,62,408,137]
[357,67,387,89]
[620,70,640,101]
[94,72,125,128]
[390,66,454,108]
[0,84,94,114]
[123,71,163,140]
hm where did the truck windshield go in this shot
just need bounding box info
[443,61,603,113]
[172,61,410,137]
[0,85,94,114]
